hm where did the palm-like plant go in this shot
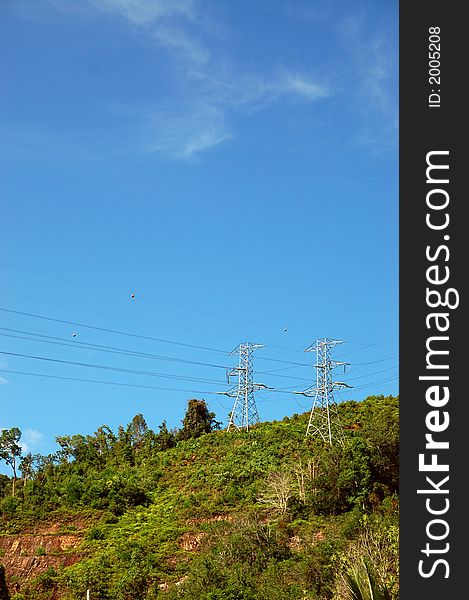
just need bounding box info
[344,557,391,600]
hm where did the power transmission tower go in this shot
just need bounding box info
[295,338,352,445]
[217,342,269,431]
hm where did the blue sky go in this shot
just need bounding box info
[0,0,398,463]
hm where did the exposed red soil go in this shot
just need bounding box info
[0,531,83,594]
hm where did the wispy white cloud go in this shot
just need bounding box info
[10,0,333,160]
[88,0,196,25]
[360,36,396,117]
[20,429,45,454]
[83,0,332,159]
[271,73,331,103]
[11,0,395,160]
[336,13,397,152]
[141,70,331,158]
[0,360,8,383]
[88,0,207,68]
[146,104,231,159]
[0,427,45,454]
[182,68,331,110]
[153,24,210,65]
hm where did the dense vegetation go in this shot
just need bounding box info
[0,396,399,600]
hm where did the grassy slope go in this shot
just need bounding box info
[1,396,399,600]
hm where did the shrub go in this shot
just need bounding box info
[86,526,105,541]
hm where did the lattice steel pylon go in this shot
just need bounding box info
[217,342,269,431]
[295,338,352,445]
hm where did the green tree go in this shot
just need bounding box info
[179,399,221,441]
[155,420,176,451]
[114,425,134,465]
[361,397,399,498]
[126,414,148,451]
[93,425,116,458]
[56,435,74,463]
[19,452,34,487]
[0,427,22,497]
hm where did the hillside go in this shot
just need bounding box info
[0,395,399,600]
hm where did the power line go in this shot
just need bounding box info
[0,350,225,386]
[254,355,311,367]
[0,307,228,355]
[0,369,398,404]
[0,368,220,395]
[335,334,399,359]
[0,305,399,404]
[255,345,399,369]
[0,332,398,399]
[257,364,307,374]
[335,375,398,393]
[348,352,399,367]
[0,306,314,367]
[2,284,305,355]
[1,265,399,360]
[0,263,302,335]
[264,373,399,396]
[0,327,231,370]
[255,369,311,382]
[264,361,398,391]
[0,306,394,371]
[346,365,398,382]
[0,283,236,343]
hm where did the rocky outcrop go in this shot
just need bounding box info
[0,531,82,594]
